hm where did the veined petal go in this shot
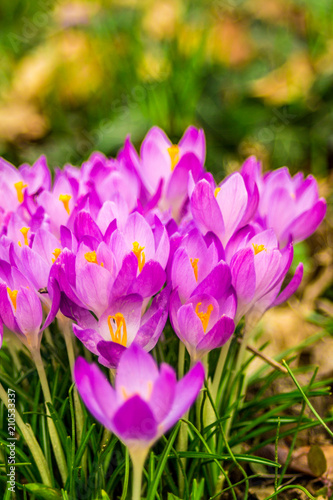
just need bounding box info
[158,362,205,437]
[74,357,118,431]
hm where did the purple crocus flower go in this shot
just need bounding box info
[170,289,236,363]
[0,260,58,352]
[226,226,303,321]
[127,126,206,220]
[171,228,225,302]
[74,344,204,482]
[0,156,50,214]
[71,286,170,368]
[190,171,259,247]
[241,158,327,246]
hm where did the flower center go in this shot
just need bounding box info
[14,181,28,203]
[132,241,145,272]
[214,187,221,197]
[195,302,213,333]
[59,194,72,214]
[84,251,104,267]
[108,313,127,347]
[168,144,180,171]
[190,257,199,281]
[7,287,18,310]
[252,243,266,255]
[18,227,30,247]
[52,248,62,263]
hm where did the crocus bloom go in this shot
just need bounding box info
[241,158,327,246]
[226,226,303,321]
[74,343,204,464]
[72,287,169,368]
[190,172,258,247]
[171,228,224,302]
[0,260,58,352]
[128,126,206,220]
[170,289,236,362]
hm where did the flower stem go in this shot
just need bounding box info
[60,316,87,475]
[31,349,68,485]
[0,382,52,486]
[129,447,147,500]
[211,338,231,403]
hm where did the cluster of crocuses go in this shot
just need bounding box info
[0,126,326,495]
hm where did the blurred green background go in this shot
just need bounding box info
[0,0,333,181]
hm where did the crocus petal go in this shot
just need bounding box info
[272,263,304,306]
[112,395,157,443]
[191,180,224,240]
[74,211,103,243]
[129,261,166,297]
[74,357,118,430]
[159,362,205,436]
[73,324,102,355]
[97,340,127,369]
[110,253,137,299]
[192,261,232,300]
[171,248,197,301]
[196,316,235,354]
[215,173,248,244]
[179,126,205,164]
[116,343,159,401]
[177,303,204,348]
[230,248,256,303]
[149,363,176,422]
[281,199,327,245]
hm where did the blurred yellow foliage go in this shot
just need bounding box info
[0,102,48,142]
[142,0,181,40]
[251,52,315,105]
[206,17,254,67]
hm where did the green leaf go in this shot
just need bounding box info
[100,490,111,499]
[191,478,205,500]
[146,422,180,500]
[307,445,327,477]
[167,494,181,500]
[24,483,62,499]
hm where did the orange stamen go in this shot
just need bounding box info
[59,194,72,214]
[190,257,199,281]
[214,187,221,197]
[14,181,28,203]
[195,302,213,333]
[252,243,266,255]
[7,287,18,310]
[168,145,180,170]
[107,313,127,347]
[20,227,30,246]
[52,248,62,263]
[132,241,145,272]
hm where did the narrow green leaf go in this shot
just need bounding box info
[24,483,62,499]
[146,422,180,500]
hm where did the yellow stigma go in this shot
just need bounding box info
[52,248,62,263]
[252,243,266,255]
[214,187,221,198]
[20,227,30,246]
[14,181,28,203]
[108,313,127,347]
[84,251,104,267]
[7,287,18,310]
[168,144,180,171]
[190,257,199,281]
[59,194,72,214]
[132,241,145,272]
[195,302,213,333]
